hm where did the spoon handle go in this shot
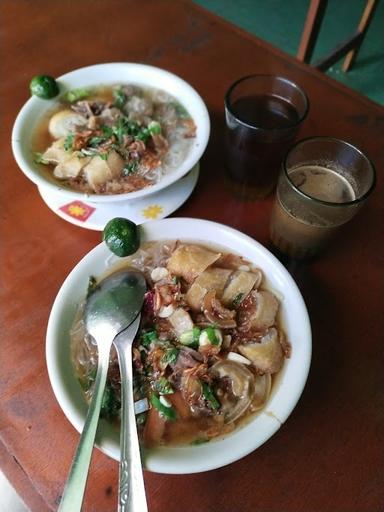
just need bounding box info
[115,316,148,512]
[58,340,112,512]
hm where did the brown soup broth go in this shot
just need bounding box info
[70,241,289,447]
[32,85,196,194]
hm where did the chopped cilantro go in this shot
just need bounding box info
[122,160,139,176]
[201,382,220,410]
[64,133,74,151]
[135,126,150,143]
[101,125,114,138]
[141,329,157,348]
[161,347,179,365]
[101,384,120,419]
[232,293,244,307]
[88,136,105,147]
[113,88,128,110]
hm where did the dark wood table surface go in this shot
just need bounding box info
[1,1,383,511]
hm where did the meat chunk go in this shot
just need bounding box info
[186,268,232,311]
[167,245,221,283]
[238,290,279,332]
[83,150,124,191]
[238,327,284,374]
[221,270,262,307]
[42,138,67,164]
[168,308,194,338]
[54,153,90,179]
[210,360,254,423]
[48,110,87,139]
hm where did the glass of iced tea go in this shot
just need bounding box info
[224,75,309,200]
[270,137,376,259]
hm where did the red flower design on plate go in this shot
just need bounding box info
[59,201,96,222]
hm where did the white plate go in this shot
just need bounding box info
[39,163,199,230]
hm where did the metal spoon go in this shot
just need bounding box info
[59,270,146,512]
[114,313,148,512]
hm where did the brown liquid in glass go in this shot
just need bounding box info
[226,94,300,198]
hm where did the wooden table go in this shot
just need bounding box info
[1,1,383,511]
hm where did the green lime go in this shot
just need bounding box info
[30,74,59,99]
[103,217,140,257]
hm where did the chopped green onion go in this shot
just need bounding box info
[144,364,153,376]
[180,327,200,347]
[154,376,174,395]
[148,120,161,135]
[201,382,220,410]
[33,152,48,164]
[64,88,90,103]
[150,394,177,421]
[190,437,210,445]
[135,127,150,143]
[203,326,221,346]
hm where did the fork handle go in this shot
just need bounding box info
[116,316,148,512]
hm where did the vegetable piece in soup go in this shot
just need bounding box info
[70,242,291,447]
[33,85,196,194]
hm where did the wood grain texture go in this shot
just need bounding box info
[1,1,383,511]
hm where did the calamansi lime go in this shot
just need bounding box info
[30,75,59,99]
[102,218,140,257]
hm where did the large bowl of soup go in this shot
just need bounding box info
[12,63,210,202]
[46,218,311,473]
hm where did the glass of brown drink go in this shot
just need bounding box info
[270,137,376,259]
[224,75,308,199]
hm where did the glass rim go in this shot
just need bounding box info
[224,74,309,132]
[282,136,377,207]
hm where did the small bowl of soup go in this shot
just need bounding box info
[12,63,210,202]
[46,218,311,474]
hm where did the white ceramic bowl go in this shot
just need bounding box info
[46,218,311,474]
[12,63,210,203]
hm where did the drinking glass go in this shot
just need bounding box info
[270,137,376,259]
[224,75,308,200]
